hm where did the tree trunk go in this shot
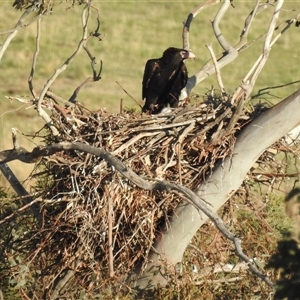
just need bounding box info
[135,88,300,289]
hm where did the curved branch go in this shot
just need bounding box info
[212,0,235,52]
[36,3,92,136]
[182,0,221,50]
[184,1,238,93]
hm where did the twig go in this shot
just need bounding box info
[231,0,285,103]
[185,1,238,93]
[37,3,92,136]
[105,185,115,277]
[69,43,103,103]
[206,44,226,94]
[116,81,142,108]
[212,0,235,53]
[182,0,221,50]
[28,18,41,99]
[234,1,270,51]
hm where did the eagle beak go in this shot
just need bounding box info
[181,50,196,60]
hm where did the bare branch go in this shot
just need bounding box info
[28,18,41,99]
[105,185,115,277]
[36,3,92,136]
[234,1,271,51]
[212,0,235,52]
[184,1,238,93]
[231,0,286,103]
[206,43,226,94]
[182,0,221,50]
[0,2,45,64]
[0,137,276,286]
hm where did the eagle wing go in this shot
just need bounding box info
[166,62,188,107]
[142,59,160,101]
[180,62,188,89]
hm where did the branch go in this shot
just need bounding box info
[234,1,271,51]
[69,14,103,104]
[184,1,238,94]
[182,0,221,50]
[36,3,92,136]
[212,0,235,53]
[206,43,226,94]
[28,18,41,99]
[0,129,42,224]
[231,0,285,103]
[0,3,40,63]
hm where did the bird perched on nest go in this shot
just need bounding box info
[142,47,195,114]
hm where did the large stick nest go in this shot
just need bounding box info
[32,95,262,289]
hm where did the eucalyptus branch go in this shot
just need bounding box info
[231,0,285,103]
[36,3,92,136]
[28,18,41,99]
[182,0,221,50]
[69,45,103,103]
[0,3,43,64]
[0,29,18,65]
[212,0,235,53]
[185,1,238,93]
[235,1,271,51]
[206,43,225,94]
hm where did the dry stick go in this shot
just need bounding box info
[0,2,51,63]
[206,44,226,94]
[36,3,92,137]
[0,129,42,225]
[28,18,41,99]
[212,0,236,53]
[184,1,238,93]
[182,0,221,50]
[69,43,103,103]
[116,81,142,108]
[234,0,265,51]
[232,0,285,103]
[105,185,115,277]
[175,122,195,184]
[0,141,274,287]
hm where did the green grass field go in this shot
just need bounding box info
[0,0,299,186]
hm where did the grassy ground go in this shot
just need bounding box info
[0,0,299,186]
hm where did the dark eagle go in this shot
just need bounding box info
[142,47,195,114]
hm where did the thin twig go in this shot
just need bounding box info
[116,81,142,108]
[206,43,226,94]
[37,3,92,136]
[28,18,41,99]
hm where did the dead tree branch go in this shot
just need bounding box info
[36,2,92,136]
[28,18,41,99]
[182,0,221,50]
[184,0,238,94]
